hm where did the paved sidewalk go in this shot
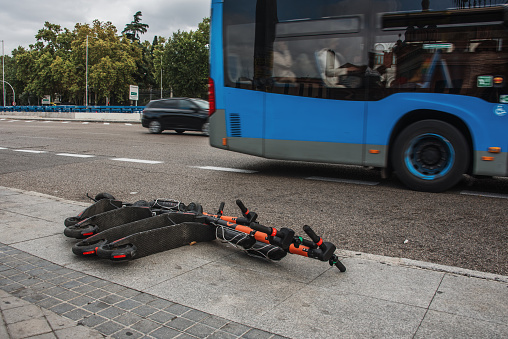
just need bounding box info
[0,112,140,123]
[0,186,507,338]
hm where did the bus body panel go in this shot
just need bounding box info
[210,0,508,191]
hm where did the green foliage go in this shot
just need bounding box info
[7,14,210,106]
[122,11,149,43]
[162,17,210,98]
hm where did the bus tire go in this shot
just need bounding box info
[392,120,469,193]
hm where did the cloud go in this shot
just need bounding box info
[0,0,210,54]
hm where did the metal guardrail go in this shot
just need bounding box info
[0,106,145,113]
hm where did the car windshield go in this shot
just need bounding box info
[192,99,209,110]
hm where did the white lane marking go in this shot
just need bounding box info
[41,121,52,123]
[460,190,508,199]
[8,120,19,122]
[82,122,89,124]
[0,147,8,149]
[112,158,163,164]
[306,176,380,186]
[104,123,110,125]
[191,166,257,174]
[14,149,48,154]
[24,120,34,123]
[56,153,96,158]
[125,123,133,126]
[62,121,70,124]
[0,118,5,121]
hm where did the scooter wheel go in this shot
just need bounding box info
[64,224,99,239]
[72,239,108,256]
[64,217,81,227]
[96,243,137,262]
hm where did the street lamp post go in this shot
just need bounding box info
[85,35,89,107]
[160,56,163,98]
[1,80,15,105]
[1,40,5,107]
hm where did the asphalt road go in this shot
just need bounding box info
[1,119,507,275]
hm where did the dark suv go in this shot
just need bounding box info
[141,98,209,135]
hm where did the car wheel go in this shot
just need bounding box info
[392,120,469,193]
[148,121,162,134]
[201,122,210,136]
[175,129,185,134]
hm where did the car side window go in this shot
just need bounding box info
[162,100,178,109]
[179,100,196,110]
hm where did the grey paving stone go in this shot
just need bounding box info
[146,298,174,310]
[94,320,126,336]
[165,316,195,331]
[165,304,192,316]
[200,315,230,329]
[49,302,76,315]
[79,314,108,327]
[36,296,63,309]
[131,304,158,317]
[99,293,126,305]
[186,322,217,337]
[206,330,238,339]
[64,307,93,321]
[148,310,177,324]
[149,325,182,339]
[220,322,252,336]
[181,308,208,322]
[114,311,144,326]
[111,328,144,339]
[130,318,162,333]
[82,301,110,313]
[116,298,143,310]
[97,306,127,319]
[7,317,53,338]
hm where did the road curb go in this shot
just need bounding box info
[342,250,508,283]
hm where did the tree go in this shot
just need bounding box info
[122,11,149,43]
[162,17,210,98]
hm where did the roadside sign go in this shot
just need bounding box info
[129,85,139,101]
[477,76,493,88]
[42,95,51,105]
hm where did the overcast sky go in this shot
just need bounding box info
[0,0,211,55]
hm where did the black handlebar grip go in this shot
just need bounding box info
[236,200,248,215]
[217,202,225,216]
[248,222,273,236]
[303,225,321,245]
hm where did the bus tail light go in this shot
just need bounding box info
[208,77,216,116]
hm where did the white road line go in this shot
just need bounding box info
[24,120,34,123]
[82,122,89,124]
[191,166,257,174]
[306,176,380,186]
[0,147,8,150]
[460,190,508,199]
[125,123,133,126]
[56,153,96,158]
[112,158,163,164]
[61,121,70,124]
[14,149,48,154]
[104,123,110,125]
[8,120,19,122]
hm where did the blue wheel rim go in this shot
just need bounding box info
[404,133,455,180]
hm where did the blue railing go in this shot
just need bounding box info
[0,106,145,113]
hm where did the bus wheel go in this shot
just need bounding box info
[392,120,469,193]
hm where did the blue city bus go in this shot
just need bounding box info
[208,0,508,192]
